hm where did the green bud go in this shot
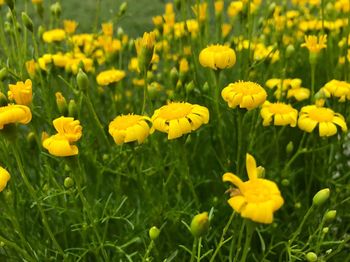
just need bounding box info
[5,0,14,10]
[77,69,89,91]
[149,226,160,240]
[4,22,12,34]
[281,179,290,186]
[286,141,294,154]
[118,2,127,17]
[203,82,209,93]
[313,188,330,206]
[102,154,109,162]
[64,177,74,188]
[170,67,179,86]
[309,52,318,66]
[294,202,301,209]
[257,166,265,178]
[146,70,154,82]
[190,212,209,238]
[68,99,78,119]
[55,92,68,116]
[175,80,183,91]
[268,2,276,13]
[35,2,44,19]
[50,2,61,17]
[0,92,7,106]
[286,44,295,59]
[324,210,336,222]
[117,27,124,38]
[64,164,71,172]
[21,12,34,32]
[185,81,194,93]
[27,132,36,148]
[0,241,5,247]
[305,252,317,262]
[322,227,329,234]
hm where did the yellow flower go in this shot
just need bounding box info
[214,0,224,15]
[192,2,207,22]
[199,44,236,70]
[287,87,310,101]
[223,154,284,224]
[8,79,33,105]
[322,79,350,102]
[260,101,298,127]
[43,134,79,157]
[31,0,42,4]
[102,22,113,36]
[298,105,347,137]
[25,60,36,78]
[222,23,232,38]
[53,116,82,142]
[301,34,327,53]
[64,20,78,35]
[222,81,267,110]
[135,31,157,72]
[0,167,10,192]
[227,1,243,17]
[152,16,163,27]
[179,58,189,73]
[151,102,209,140]
[0,105,32,129]
[96,69,126,86]
[42,29,66,43]
[108,114,151,145]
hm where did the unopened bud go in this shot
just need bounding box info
[22,12,34,32]
[322,227,329,234]
[257,166,265,178]
[286,141,294,154]
[185,81,194,93]
[77,69,89,91]
[149,226,160,240]
[170,67,179,86]
[281,179,290,186]
[27,132,36,148]
[118,2,127,17]
[190,212,209,238]
[68,99,78,119]
[50,2,61,17]
[313,188,330,206]
[203,82,209,93]
[286,44,295,59]
[305,252,317,262]
[324,210,336,222]
[38,25,45,39]
[64,177,74,188]
[55,92,68,116]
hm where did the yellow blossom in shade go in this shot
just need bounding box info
[260,101,298,127]
[223,154,284,224]
[42,29,66,43]
[192,2,207,22]
[25,60,36,78]
[322,79,350,102]
[227,1,243,17]
[43,134,79,157]
[222,81,267,110]
[221,24,232,38]
[0,105,32,129]
[214,0,224,15]
[108,114,151,145]
[298,105,347,137]
[53,116,82,143]
[31,0,42,3]
[102,22,113,36]
[179,58,189,73]
[96,69,126,86]
[287,87,310,101]
[0,167,10,192]
[301,34,327,53]
[8,79,33,106]
[63,20,78,35]
[151,102,209,140]
[199,44,236,70]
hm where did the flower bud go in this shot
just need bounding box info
[286,141,294,154]
[118,2,127,17]
[312,188,330,206]
[55,92,68,116]
[4,22,12,34]
[203,82,209,93]
[324,210,336,222]
[190,212,209,238]
[185,81,194,93]
[38,25,45,40]
[149,226,160,240]
[322,227,329,234]
[27,132,36,148]
[286,44,295,59]
[0,92,7,106]
[21,12,34,32]
[77,69,89,91]
[305,252,317,262]
[68,99,78,119]
[257,166,265,178]
[0,67,8,81]
[64,177,74,188]
[175,80,183,91]
[170,67,179,86]
[50,2,61,17]
[281,179,290,186]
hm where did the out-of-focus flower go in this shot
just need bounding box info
[108,114,151,145]
[227,1,243,17]
[0,166,10,192]
[25,60,36,78]
[301,35,327,54]
[96,69,126,86]
[260,101,298,127]
[223,153,284,224]
[0,105,32,129]
[151,102,209,140]
[298,105,347,136]
[42,29,66,43]
[192,2,207,22]
[64,20,78,35]
[102,22,113,36]
[222,81,267,110]
[199,44,236,70]
[135,31,156,73]
[8,79,33,105]
[322,79,350,102]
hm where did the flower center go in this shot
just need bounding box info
[243,181,271,203]
[232,81,264,95]
[158,103,192,120]
[308,107,334,122]
[113,115,142,130]
[268,103,293,114]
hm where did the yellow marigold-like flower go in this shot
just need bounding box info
[25,60,36,78]
[301,34,327,53]
[222,81,267,110]
[43,134,79,157]
[96,69,126,86]
[260,101,298,127]
[8,79,33,105]
[0,105,32,129]
[64,20,78,35]
[298,105,347,137]
[108,114,151,145]
[223,153,284,224]
[287,87,310,101]
[227,1,243,17]
[199,44,236,70]
[322,79,350,102]
[151,102,209,140]
[0,167,10,192]
[102,22,113,36]
[42,29,66,43]
[152,16,163,27]
[53,116,82,143]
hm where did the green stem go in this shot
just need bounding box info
[310,63,316,97]
[142,240,154,262]
[240,220,255,262]
[0,235,35,262]
[190,238,197,262]
[236,110,243,176]
[141,72,148,115]
[289,205,315,244]
[197,237,202,262]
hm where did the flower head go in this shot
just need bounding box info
[64,20,78,35]
[8,79,33,105]
[96,69,126,86]
[43,134,79,157]
[108,114,151,145]
[151,102,209,140]
[298,105,347,136]
[301,34,327,54]
[199,44,236,70]
[0,105,32,129]
[223,154,284,224]
[0,167,10,192]
[102,22,113,36]
[53,116,82,142]
[260,101,298,127]
[322,79,350,102]
[222,81,267,110]
[135,31,157,72]
[42,29,66,43]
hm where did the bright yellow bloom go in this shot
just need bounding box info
[287,87,310,101]
[223,154,284,224]
[199,44,236,70]
[0,105,32,129]
[260,101,298,127]
[227,1,243,17]
[108,114,151,145]
[301,35,327,53]
[222,81,267,110]
[96,69,126,86]
[31,0,43,4]
[43,134,79,157]
[151,102,209,140]
[0,167,10,192]
[102,22,113,36]
[42,29,66,43]
[64,20,78,35]
[179,58,189,73]
[8,79,33,105]
[298,105,347,137]
[53,116,82,143]
[322,79,350,102]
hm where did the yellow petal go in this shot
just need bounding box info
[246,153,257,180]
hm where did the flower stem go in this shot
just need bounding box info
[141,71,148,115]
[240,220,255,262]
[197,237,202,262]
[190,238,197,262]
[0,235,35,262]
[142,240,154,262]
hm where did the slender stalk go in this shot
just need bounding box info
[289,205,315,244]
[240,220,255,262]
[310,63,316,97]
[0,235,35,262]
[141,72,148,114]
[190,238,197,262]
[142,240,155,262]
[197,237,202,262]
